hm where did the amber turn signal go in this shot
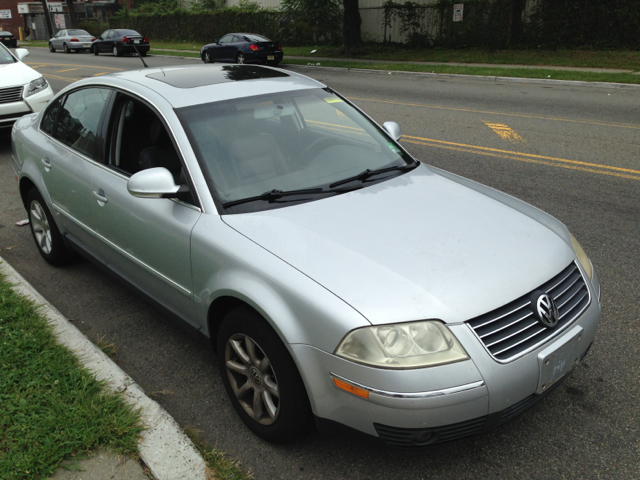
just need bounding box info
[332,377,369,399]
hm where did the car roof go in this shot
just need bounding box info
[104,64,325,109]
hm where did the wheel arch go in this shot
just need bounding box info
[19,176,37,209]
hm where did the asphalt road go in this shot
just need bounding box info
[1,48,639,479]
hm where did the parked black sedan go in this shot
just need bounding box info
[0,31,18,48]
[201,33,283,66]
[92,29,149,57]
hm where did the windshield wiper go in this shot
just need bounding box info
[222,187,328,208]
[329,161,419,189]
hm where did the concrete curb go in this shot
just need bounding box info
[0,256,208,480]
[284,64,640,90]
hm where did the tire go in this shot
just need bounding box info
[217,306,311,443]
[93,45,99,55]
[140,51,147,57]
[236,52,245,64]
[203,51,211,63]
[113,45,122,57]
[48,42,55,53]
[26,188,74,265]
[63,43,70,54]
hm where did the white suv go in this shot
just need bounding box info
[0,43,53,129]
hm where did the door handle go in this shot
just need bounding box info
[41,157,51,172]
[92,189,108,205]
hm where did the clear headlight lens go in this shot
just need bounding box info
[25,77,48,98]
[335,320,469,369]
[570,233,592,279]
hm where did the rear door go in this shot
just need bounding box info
[38,87,112,248]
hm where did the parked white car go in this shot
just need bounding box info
[0,43,53,129]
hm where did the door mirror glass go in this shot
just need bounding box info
[383,121,403,141]
[128,167,186,199]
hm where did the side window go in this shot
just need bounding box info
[53,88,111,159]
[41,97,63,135]
[219,35,232,44]
[232,36,241,43]
[106,30,115,39]
[99,30,109,39]
[109,96,196,205]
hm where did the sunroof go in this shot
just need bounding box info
[146,65,289,88]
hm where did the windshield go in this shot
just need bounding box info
[177,88,414,212]
[0,43,16,64]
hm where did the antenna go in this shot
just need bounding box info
[131,43,148,68]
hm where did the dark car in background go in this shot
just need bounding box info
[0,31,18,48]
[92,29,149,57]
[201,33,283,66]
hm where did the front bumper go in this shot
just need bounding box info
[292,265,601,446]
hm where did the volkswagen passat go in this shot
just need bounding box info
[11,64,601,446]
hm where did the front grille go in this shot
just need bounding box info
[0,86,24,104]
[374,417,486,447]
[466,262,590,362]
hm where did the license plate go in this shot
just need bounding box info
[83,43,90,47]
[536,326,585,394]
[267,55,274,60]
[134,40,140,44]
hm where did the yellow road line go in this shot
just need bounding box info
[55,68,78,73]
[92,72,108,76]
[484,122,525,143]
[403,138,640,181]
[348,96,640,131]
[403,135,640,175]
[26,62,124,71]
[307,119,365,132]
[43,73,78,82]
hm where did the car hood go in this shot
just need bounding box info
[222,165,575,326]
[0,61,40,87]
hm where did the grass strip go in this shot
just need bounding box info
[149,49,201,58]
[184,426,252,480]
[283,45,640,71]
[282,58,640,85]
[0,274,144,480]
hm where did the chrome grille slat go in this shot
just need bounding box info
[472,301,531,329]
[0,86,23,104]
[483,318,538,347]
[465,262,590,362]
[559,290,588,319]
[478,311,533,339]
[493,327,547,356]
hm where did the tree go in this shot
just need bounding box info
[508,0,527,45]
[39,0,54,38]
[343,0,362,56]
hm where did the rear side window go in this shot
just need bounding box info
[41,98,63,135]
[54,88,111,159]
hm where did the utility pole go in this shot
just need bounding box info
[39,0,54,38]
[64,0,78,29]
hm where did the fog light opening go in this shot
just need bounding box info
[412,431,435,446]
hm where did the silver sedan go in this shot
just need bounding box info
[10,64,601,446]
[48,29,95,53]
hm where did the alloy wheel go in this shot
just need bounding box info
[204,52,211,63]
[30,200,52,254]
[113,46,118,56]
[225,333,280,425]
[237,53,245,64]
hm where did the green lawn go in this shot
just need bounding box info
[282,58,640,85]
[0,274,143,479]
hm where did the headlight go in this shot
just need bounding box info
[570,233,592,279]
[25,77,48,98]
[335,320,469,369]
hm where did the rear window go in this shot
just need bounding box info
[242,34,270,42]
[0,32,14,37]
[119,30,141,36]
[67,30,90,36]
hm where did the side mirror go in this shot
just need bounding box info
[97,36,102,40]
[127,167,188,199]
[383,121,402,141]
[15,48,29,61]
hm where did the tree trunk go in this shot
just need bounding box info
[343,0,363,56]
[65,0,78,29]
[40,0,54,38]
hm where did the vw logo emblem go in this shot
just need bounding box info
[536,294,559,328]
[249,366,263,387]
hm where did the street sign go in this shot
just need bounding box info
[0,9,12,19]
[54,14,66,29]
[453,4,463,22]
[17,5,29,14]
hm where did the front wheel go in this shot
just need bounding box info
[27,189,75,265]
[49,42,55,53]
[236,52,245,64]
[217,306,311,443]
[93,45,99,55]
[203,51,211,63]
